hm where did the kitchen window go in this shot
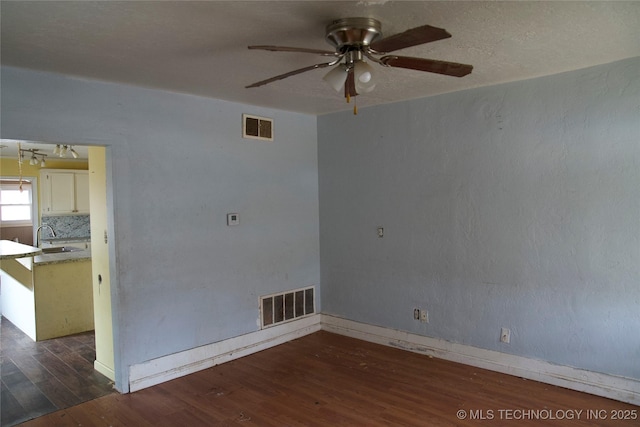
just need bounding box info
[0,180,33,225]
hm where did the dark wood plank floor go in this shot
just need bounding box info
[20,331,638,426]
[1,317,115,426]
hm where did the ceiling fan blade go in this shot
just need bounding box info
[380,55,473,77]
[370,25,451,53]
[246,62,333,88]
[248,45,338,56]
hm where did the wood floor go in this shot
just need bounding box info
[19,330,638,426]
[0,317,115,426]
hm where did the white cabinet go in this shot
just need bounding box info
[40,170,90,215]
[48,172,75,213]
[75,172,90,213]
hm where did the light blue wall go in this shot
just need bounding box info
[1,67,320,391]
[318,57,640,379]
[3,56,638,390]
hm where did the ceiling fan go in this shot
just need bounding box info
[246,17,473,100]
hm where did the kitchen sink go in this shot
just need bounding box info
[41,246,83,254]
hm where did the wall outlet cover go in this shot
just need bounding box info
[227,213,240,226]
[501,327,511,344]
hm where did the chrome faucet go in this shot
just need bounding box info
[36,224,57,247]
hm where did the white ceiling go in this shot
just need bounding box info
[1,0,639,119]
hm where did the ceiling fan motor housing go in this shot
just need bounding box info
[325,17,382,51]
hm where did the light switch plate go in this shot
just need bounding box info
[227,213,240,226]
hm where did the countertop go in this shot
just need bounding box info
[0,240,91,268]
[41,236,91,244]
[31,249,91,266]
[0,240,42,260]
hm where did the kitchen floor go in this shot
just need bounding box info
[0,317,115,426]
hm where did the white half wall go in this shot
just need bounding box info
[0,267,36,340]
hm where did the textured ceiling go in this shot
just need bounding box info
[1,1,639,118]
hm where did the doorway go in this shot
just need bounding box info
[0,145,115,426]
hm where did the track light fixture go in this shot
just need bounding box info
[18,148,48,168]
[53,144,80,158]
[16,144,81,169]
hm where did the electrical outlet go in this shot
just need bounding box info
[500,327,511,344]
[227,213,240,226]
[420,309,429,323]
[413,308,420,320]
[377,227,384,238]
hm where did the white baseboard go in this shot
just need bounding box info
[127,312,638,405]
[321,315,640,406]
[129,314,321,392]
[94,360,115,382]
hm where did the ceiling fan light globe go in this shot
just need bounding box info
[356,79,376,93]
[323,65,349,92]
[355,60,374,82]
[355,61,376,93]
[359,71,372,83]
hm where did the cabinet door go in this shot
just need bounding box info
[75,172,90,214]
[49,173,76,214]
[40,170,51,214]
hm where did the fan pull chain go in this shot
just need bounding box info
[345,93,358,115]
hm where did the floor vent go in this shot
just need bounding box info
[243,114,273,141]
[260,286,314,329]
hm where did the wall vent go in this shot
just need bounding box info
[243,114,273,141]
[260,286,314,329]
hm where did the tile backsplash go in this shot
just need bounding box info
[40,214,91,239]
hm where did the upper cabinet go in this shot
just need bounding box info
[74,172,90,213]
[40,170,90,215]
